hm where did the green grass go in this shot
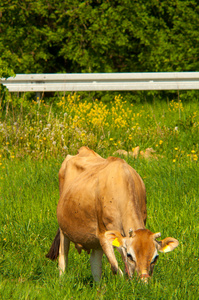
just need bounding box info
[0,158,198,299]
[0,94,198,299]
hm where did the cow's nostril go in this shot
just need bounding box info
[140,273,150,283]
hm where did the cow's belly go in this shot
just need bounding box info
[57,192,101,250]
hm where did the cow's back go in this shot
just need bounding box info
[58,146,105,196]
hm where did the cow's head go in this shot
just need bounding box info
[105,229,179,281]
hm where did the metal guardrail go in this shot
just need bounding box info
[1,72,199,93]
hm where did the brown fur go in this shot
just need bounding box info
[46,146,147,257]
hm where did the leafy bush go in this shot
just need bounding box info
[1,1,199,74]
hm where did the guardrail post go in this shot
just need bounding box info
[36,92,41,101]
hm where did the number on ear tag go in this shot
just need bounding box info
[112,238,121,247]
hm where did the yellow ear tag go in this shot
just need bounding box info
[162,245,171,253]
[112,238,120,247]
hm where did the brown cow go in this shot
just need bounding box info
[46,146,179,281]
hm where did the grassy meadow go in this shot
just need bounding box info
[0,93,198,299]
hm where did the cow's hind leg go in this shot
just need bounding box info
[58,228,70,276]
[90,249,103,281]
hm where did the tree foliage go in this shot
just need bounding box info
[0,0,199,76]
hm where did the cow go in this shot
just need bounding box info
[46,146,179,281]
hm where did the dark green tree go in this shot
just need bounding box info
[0,0,198,75]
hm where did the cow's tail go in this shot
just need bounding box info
[46,228,60,260]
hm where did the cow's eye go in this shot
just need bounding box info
[151,255,159,264]
[127,253,134,262]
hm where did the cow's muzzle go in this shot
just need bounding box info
[140,272,150,283]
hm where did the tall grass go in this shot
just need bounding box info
[0,93,198,161]
[0,93,198,299]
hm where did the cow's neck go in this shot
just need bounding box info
[122,205,145,236]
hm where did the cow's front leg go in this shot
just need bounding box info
[99,236,123,276]
[90,249,103,281]
[58,228,70,276]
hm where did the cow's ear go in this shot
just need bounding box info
[105,231,125,248]
[157,237,179,253]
